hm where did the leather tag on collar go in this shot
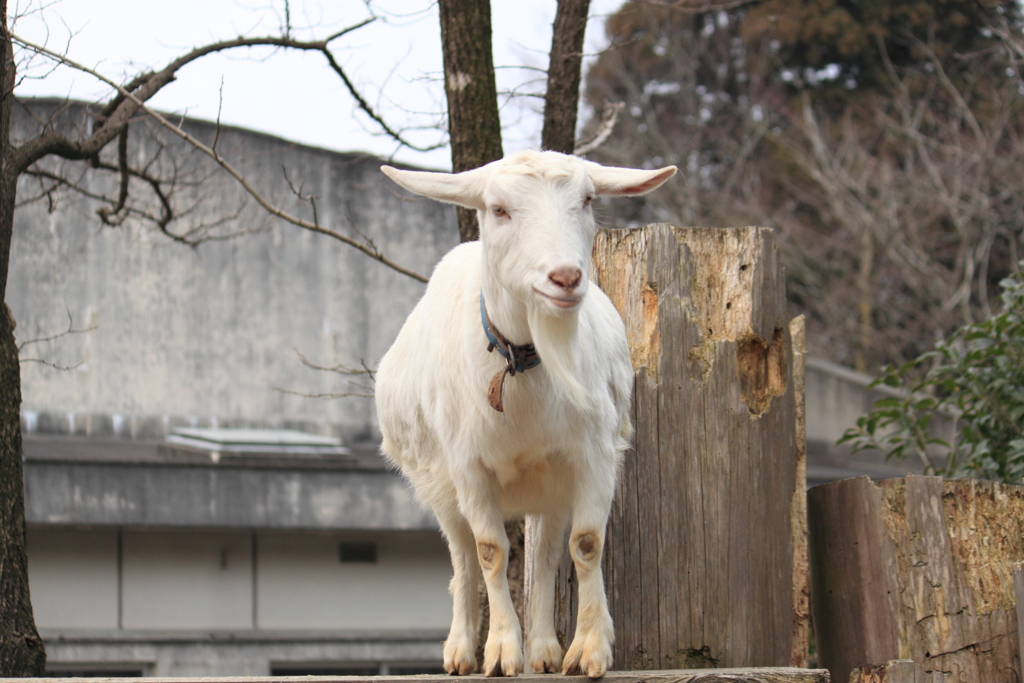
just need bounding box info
[488,368,507,412]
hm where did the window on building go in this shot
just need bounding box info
[271,661,444,676]
[339,541,377,563]
[45,664,148,677]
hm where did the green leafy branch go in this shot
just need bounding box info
[840,264,1024,484]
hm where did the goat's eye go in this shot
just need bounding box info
[583,195,594,208]
[492,206,509,218]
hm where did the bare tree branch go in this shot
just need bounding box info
[316,38,444,153]
[24,126,258,247]
[574,101,623,155]
[273,387,374,400]
[292,347,376,381]
[94,123,129,224]
[14,35,429,282]
[17,309,96,371]
[9,15,443,174]
[17,309,95,353]
[273,348,376,400]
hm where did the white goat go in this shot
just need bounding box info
[376,151,675,678]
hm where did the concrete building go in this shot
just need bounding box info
[11,99,456,444]
[12,100,924,676]
[14,100,458,676]
[24,430,451,676]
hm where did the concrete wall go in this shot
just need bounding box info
[804,357,897,446]
[27,528,119,630]
[11,100,457,443]
[42,633,447,678]
[256,531,452,631]
[802,357,939,485]
[28,527,452,675]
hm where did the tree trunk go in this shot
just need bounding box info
[438,0,503,243]
[0,3,46,674]
[809,476,1024,683]
[541,0,590,154]
[541,225,803,669]
[855,226,873,373]
[0,303,43,677]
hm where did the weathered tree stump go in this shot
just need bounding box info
[531,225,806,670]
[789,315,810,669]
[1017,563,1024,677]
[809,475,1024,683]
[850,659,948,683]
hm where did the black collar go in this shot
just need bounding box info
[480,291,541,412]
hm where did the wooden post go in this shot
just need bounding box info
[21,670,830,683]
[539,225,804,669]
[809,475,1024,683]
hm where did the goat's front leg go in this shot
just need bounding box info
[525,510,570,673]
[454,466,524,677]
[434,502,482,675]
[562,458,616,679]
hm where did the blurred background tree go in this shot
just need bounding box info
[581,0,1024,374]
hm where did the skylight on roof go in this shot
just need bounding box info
[165,428,348,456]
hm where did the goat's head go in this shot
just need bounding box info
[382,151,676,316]
[383,152,675,406]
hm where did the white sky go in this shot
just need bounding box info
[11,0,624,170]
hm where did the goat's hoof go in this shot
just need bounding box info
[562,633,612,679]
[483,630,523,677]
[443,638,478,676]
[528,636,564,673]
[443,657,477,676]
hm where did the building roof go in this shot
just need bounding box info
[23,434,435,532]
[24,433,388,471]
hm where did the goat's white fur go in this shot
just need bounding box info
[376,151,676,678]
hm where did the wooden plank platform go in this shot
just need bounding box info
[18,669,830,683]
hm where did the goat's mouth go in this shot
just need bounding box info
[533,287,584,310]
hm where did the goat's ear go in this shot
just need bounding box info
[381,165,487,210]
[587,163,677,197]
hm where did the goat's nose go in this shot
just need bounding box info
[548,266,583,290]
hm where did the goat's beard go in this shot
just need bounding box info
[528,305,591,410]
